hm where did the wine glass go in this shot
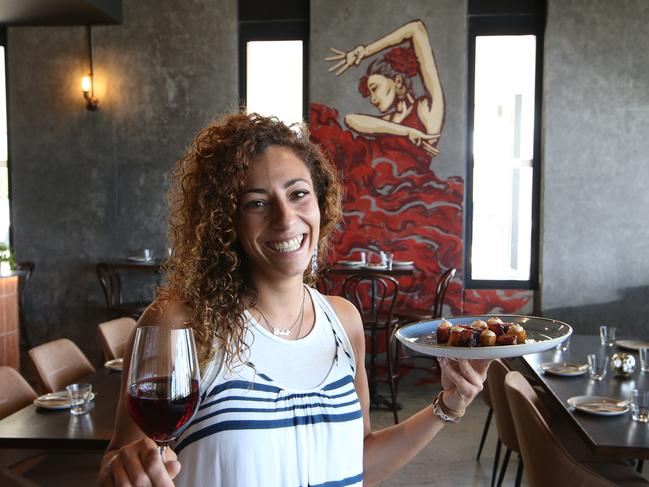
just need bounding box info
[126,326,201,457]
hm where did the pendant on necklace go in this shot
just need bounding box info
[273,328,291,337]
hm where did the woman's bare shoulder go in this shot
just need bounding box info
[138,298,192,329]
[323,295,363,342]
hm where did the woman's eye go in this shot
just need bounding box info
[243,200,267,210]
[290,189,310,200]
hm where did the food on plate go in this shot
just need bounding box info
[480,330,496,346]
[437,317,524,347]
[436,319,452,344]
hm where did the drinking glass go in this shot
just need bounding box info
[631,389,649,423]
[587,353,609,381]
[66,383,92,415]
[640,349,649,373]
[126,326,201,457]
[599,325,616,347]
[143,248,154,261]
[359,251,367,264]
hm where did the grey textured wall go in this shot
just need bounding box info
[8,0,238,363]
[541,0,649,335]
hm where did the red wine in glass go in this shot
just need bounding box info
[127,326,201,456]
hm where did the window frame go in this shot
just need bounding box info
[0,27,10,247]
[238,0,309,121]
[465,10,545,290]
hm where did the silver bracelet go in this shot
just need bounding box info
[432,392,461,424]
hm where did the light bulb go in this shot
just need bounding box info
[81,75,92,93]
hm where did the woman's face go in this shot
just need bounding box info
[235,145,320,282]
[367,74,396,112]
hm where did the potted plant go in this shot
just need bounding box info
[0,243,15,274]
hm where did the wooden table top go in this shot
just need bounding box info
[521,334,649,460]
[0,367,121,450]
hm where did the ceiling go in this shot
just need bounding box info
[0,0,121,25]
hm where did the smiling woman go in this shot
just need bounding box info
[99,112,491,487]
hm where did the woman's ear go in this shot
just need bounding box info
[394,74,404,88]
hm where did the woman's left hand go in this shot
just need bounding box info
[438,358,491,414]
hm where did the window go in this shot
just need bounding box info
[246,40,303,126]
[466,2,545,289]
[0,29,9,247]
[239,0,308,126]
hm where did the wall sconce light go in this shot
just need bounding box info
[82,25,99,111]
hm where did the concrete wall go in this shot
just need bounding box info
[8,0,237,363]
[541,0,649,336]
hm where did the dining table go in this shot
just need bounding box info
[326,262,416,277]
[518,334,649,460]
[0,367,122,451]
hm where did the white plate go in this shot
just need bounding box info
[617,340,649,351]
[128,256,154,263]
[337,260,363,267]
[540,362,588,377]
[105,358,124,371]
[395,315,573,359]
[392,261,414,267]
[567,395,630,416]
[34,391,96,410]
[360,264,388,271]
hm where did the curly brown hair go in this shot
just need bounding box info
[158,112,342,367]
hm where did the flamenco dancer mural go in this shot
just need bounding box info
[310,20,530,316]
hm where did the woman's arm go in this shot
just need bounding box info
[344,114,440,155]
[99,300,190,487]
[327,296,488,486]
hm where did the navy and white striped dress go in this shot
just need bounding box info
[174,287,364,486]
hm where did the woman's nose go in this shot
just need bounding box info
[271,198,295,228]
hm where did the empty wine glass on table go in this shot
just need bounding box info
[126,326,201,457]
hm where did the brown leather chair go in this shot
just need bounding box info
[0,467,41,487]
[395,267,456,322]
[343,273,400,423]
[488,359,523,487]
[505,371,649,487]
[0,367,37,419]
[28,339,95,393]
[98,317,136,361]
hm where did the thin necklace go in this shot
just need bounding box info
[255,285,306,337]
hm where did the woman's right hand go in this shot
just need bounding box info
[99,438,181,487]
[325,45,366,76]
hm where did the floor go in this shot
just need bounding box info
[371,378,524,487]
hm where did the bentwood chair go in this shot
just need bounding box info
[14,262,35,349]
[98,317,136,361]
[488,360,523,487]
[28,339,95,394]
[343,273,400,423]
[505,371,649,487]
[394,267,456,323]
[392,268,457,386]
[476,373,493,461]
[96,263,148,320]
